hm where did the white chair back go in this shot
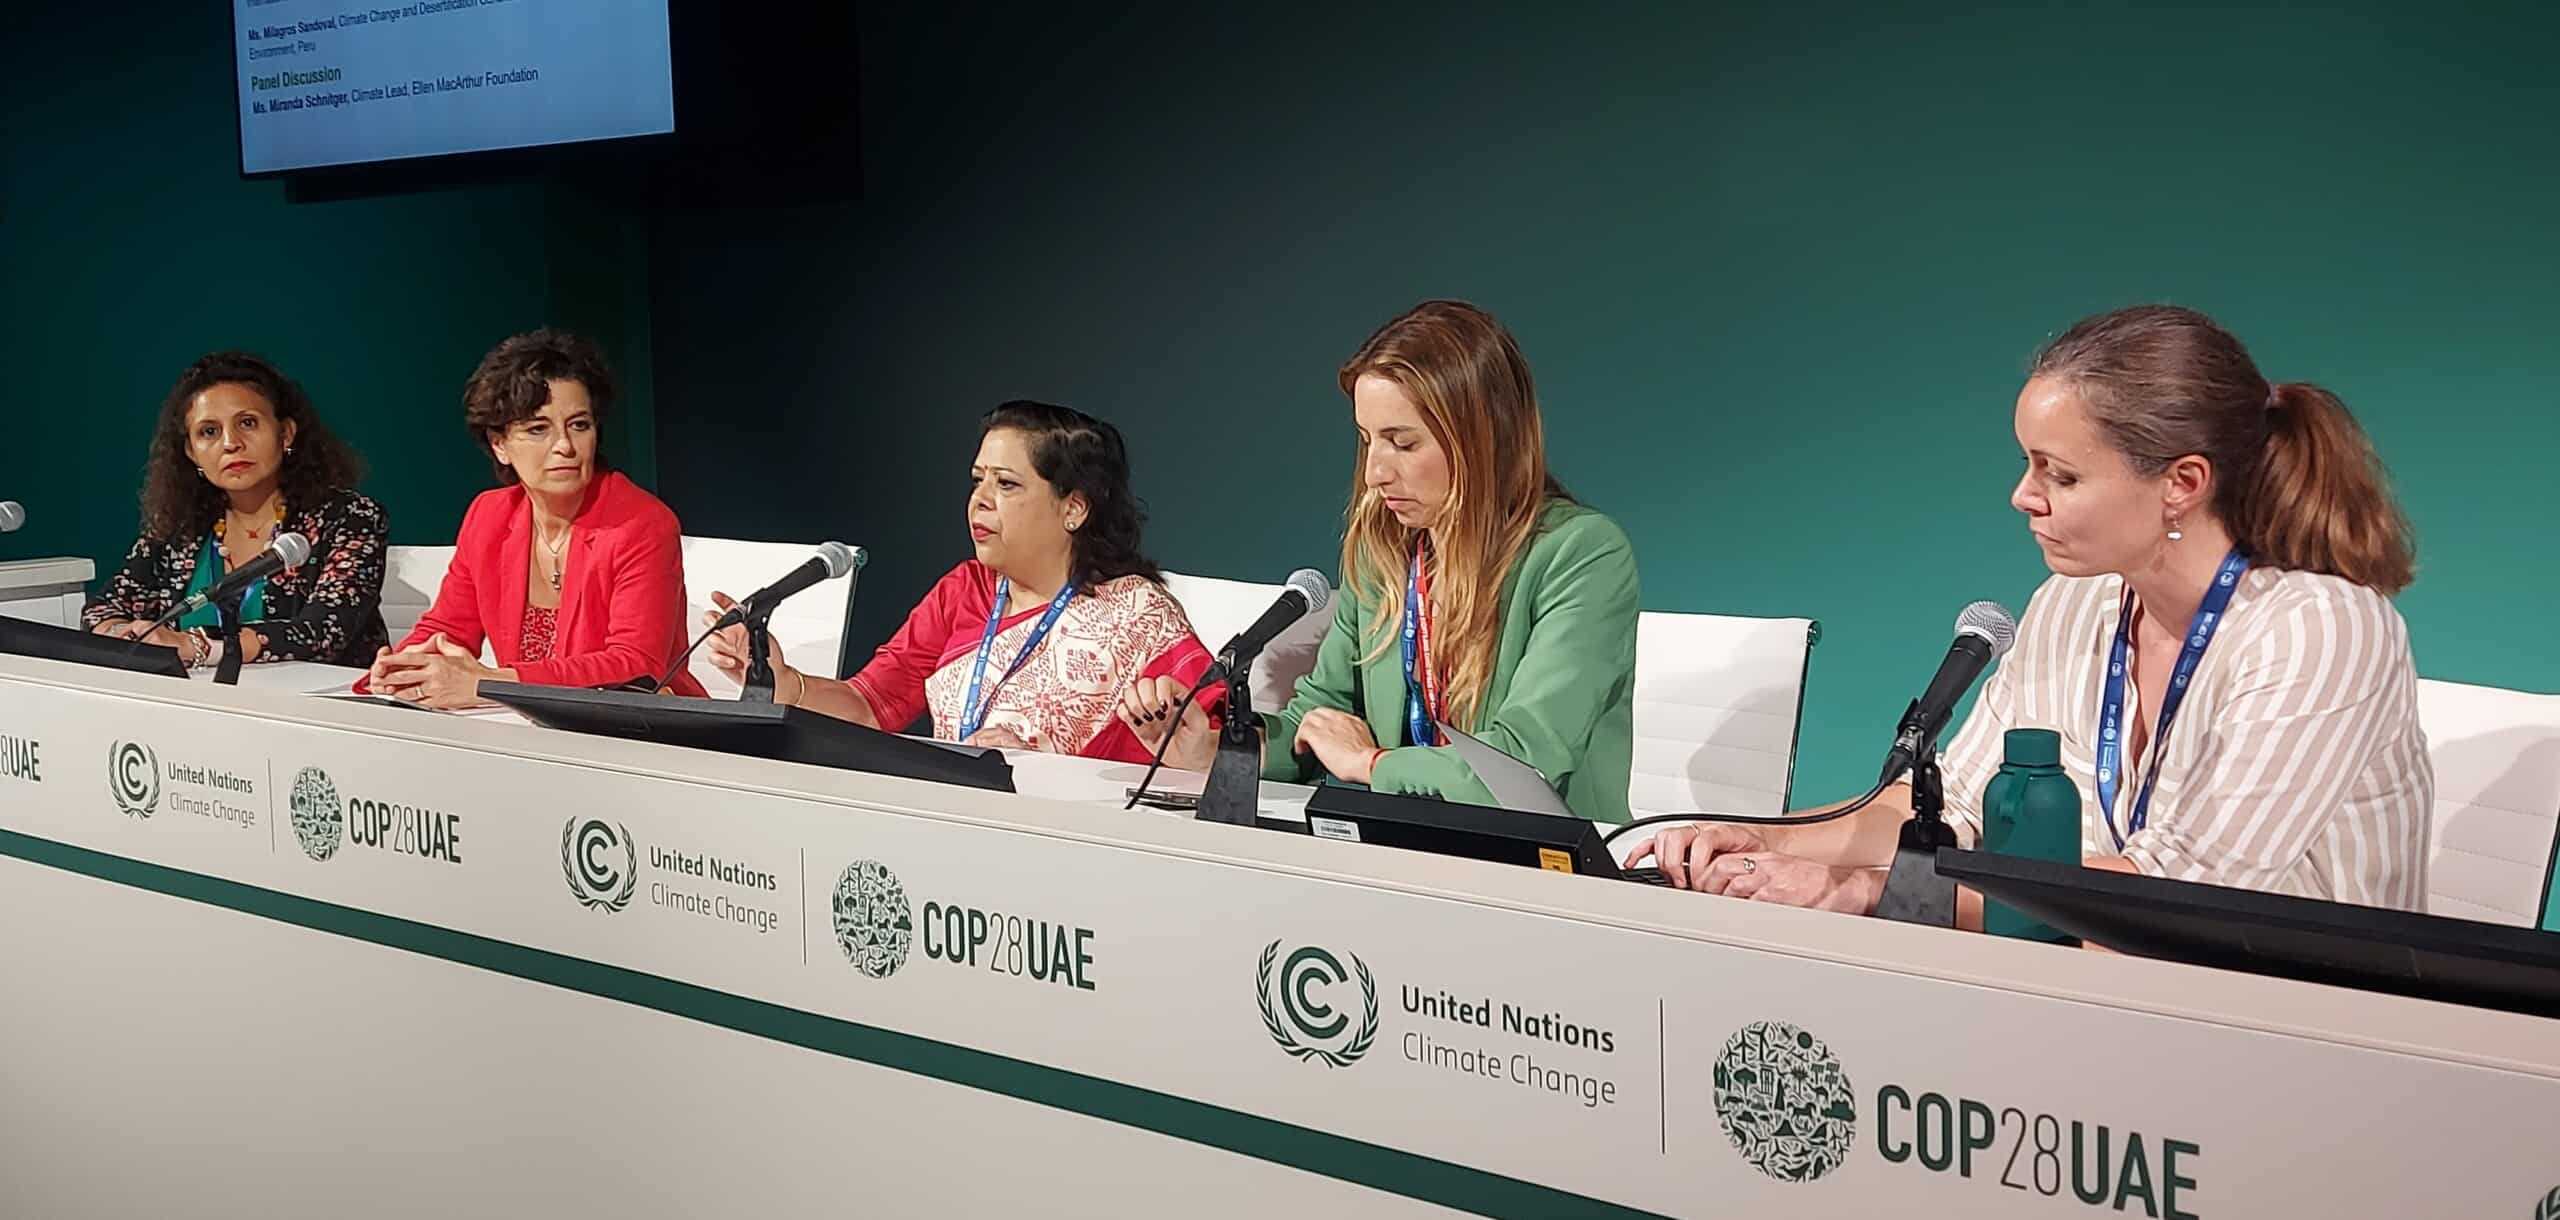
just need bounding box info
[681,538,859,698]
[2414,677,2560,927]
[382,545,455,648]
[1629,612,1818,817]
[1161,571,1330,715]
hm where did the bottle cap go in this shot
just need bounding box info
[2002,727,2061,768]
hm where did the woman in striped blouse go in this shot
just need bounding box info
[1627,305,2432,913]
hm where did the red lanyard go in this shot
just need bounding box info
[1403,538,1445,746]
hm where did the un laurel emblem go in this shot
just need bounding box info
[561,818,637,912]
[1713,1020,1858,1183]
[106,741,160,818]
[832,860,913,979]
[1256,941,1378,1069]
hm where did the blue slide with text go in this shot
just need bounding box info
[234,0,674,174]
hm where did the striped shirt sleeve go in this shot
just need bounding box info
[2125,593,2400,893]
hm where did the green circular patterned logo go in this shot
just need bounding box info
[107,741,160,818]
[288,766,343,861]
[831,860,912,979]
[562,818,637,912]
[1256,941,1377,1068]
[1713,1021,1857,1183]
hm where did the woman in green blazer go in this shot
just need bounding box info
[1123,300,1639,823]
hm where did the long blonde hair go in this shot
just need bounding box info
[1339,300,1566,730]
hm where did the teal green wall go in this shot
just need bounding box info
[17,1,2551,809]
[654,0,2560,803]
[0,2,654,589]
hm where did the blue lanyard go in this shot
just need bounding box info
[1400,540,1442,748]
[958,578,1076,740]
[2096,549,2250,849]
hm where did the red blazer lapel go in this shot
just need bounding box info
[552,474,614,648]
[490,493,531,662]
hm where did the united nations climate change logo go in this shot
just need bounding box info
[1256,941,1377,1069]
[1713,1020,1858,1183]
[107,741,160,818]
[561,818,637,912]
[288,766,344,861]
[832,860,913,979]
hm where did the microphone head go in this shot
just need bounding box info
[1953,600,2018,658]
[273,532,313,568]
[0,501,22,533]
[1284,568,1331,613]
[816,541,863,579]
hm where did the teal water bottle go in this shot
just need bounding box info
[1980,728,2080,943]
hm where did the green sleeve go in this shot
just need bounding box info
[1369,515,1640,814]
[1257,584,1368,782]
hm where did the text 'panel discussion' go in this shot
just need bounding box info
[3,2,2556,1217]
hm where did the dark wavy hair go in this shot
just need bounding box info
[139,352,364,540]
[463,328,617,484]
[979,401,1162,589]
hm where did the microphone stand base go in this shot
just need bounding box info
[1874,819,1960,928]
[210,596,246,688]
[1874,751,1958,928]
[739,614,776,704]
[1196,653,1262,826]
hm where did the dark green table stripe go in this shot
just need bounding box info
[0,829,1663,1219]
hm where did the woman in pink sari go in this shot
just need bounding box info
[704,401,1213,762]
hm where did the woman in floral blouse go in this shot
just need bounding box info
[85,351,388,669]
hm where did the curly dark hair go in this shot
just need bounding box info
[139,352,364,541]
[462,328,617,484]
[979,401,1163,589]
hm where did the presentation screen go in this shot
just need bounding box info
[234,1,675,175]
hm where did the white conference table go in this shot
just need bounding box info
[223,661,1325,817]
[2,654,2554,1219]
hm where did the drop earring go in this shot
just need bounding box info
[2166,515,2185,542]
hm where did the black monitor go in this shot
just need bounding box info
[1300,785,1632,878]
[480,681,1013,794]
[1936,848,2560,1019]
[0,617,187,679]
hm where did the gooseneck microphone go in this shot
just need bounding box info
[143,532,312,633]
[1877,600,2018,784]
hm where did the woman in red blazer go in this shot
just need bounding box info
[367,329,704,707]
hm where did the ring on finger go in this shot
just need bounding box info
[1740,856,1757,874]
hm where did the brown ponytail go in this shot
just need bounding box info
[2031,306,2416,595]
[2240,381,2415,594]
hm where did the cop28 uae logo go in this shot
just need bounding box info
[562,818,637,912]
[831,860,913,979]
[107,741,160,818]
[288,766,344,861]
[1713,1021,1858,1183]
[1256,941,1377,1069]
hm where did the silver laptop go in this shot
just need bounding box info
[1436,722,1574,817]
